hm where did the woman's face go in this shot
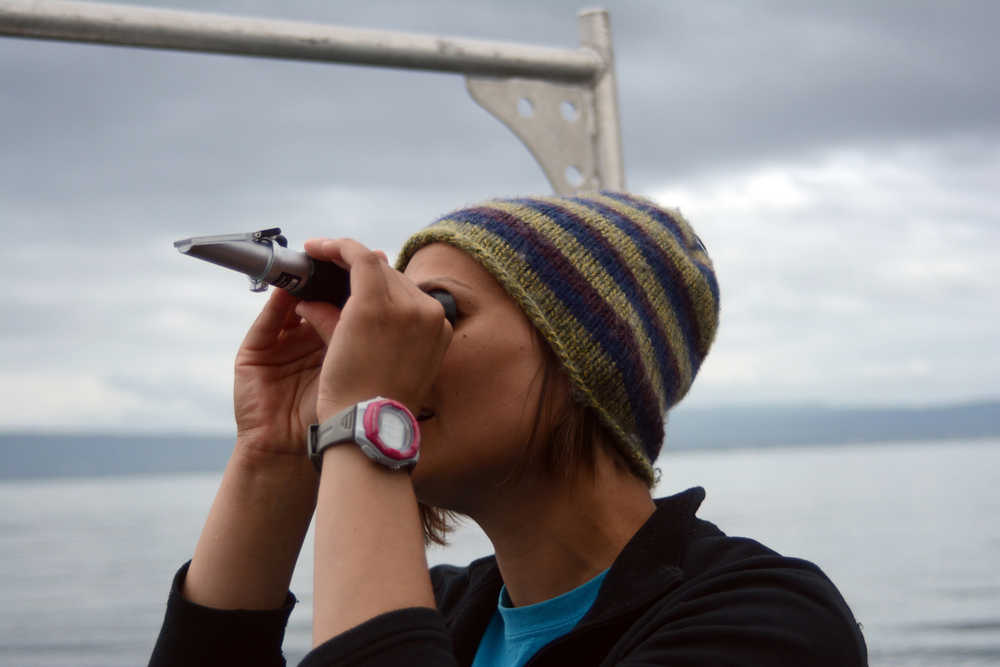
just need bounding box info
[402,242,551,511]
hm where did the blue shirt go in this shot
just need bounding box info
[471,568,609,667]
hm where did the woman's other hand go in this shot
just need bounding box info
[184,283,327,610]
[232,287,326,467]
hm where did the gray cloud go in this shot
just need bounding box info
[618,2,1000,179]
[6,1,997,204]
[1,0,997,431]
[658,139,999,406]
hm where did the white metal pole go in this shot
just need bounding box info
[1,0,627,194]
[0,0,602,81]
[579,9,625,190]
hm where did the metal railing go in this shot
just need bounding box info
[0,0,624,193]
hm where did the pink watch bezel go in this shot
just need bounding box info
[362,398,420,461]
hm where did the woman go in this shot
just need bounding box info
[150,192,867,666]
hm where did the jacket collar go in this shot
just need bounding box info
[584,486,705,622]
[445,487,706,663]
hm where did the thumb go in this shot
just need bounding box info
[295,300,341,345]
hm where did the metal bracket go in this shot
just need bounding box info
[464,10,623,195]
[466,77,597,195]
[1,1,625,195]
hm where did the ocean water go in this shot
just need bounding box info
[1,439,997,666]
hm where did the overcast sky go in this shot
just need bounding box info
[1,0,997,434]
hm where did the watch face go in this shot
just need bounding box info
[362,399,420,461]
[376,409,412,452]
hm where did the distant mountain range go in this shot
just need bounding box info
[666,400,1000,450]
[0,433,233,479]
[1,400,998,479]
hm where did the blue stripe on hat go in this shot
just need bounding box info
[511,197,682,405]
[569,196,706,376]
[449,206,665,453]
[602,192,721,338]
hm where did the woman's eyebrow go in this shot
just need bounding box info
[417,276,472,290]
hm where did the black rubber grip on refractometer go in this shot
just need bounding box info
[290,259,351,308]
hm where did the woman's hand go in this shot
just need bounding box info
[184,284,331,611]
[294,238,453,424]
[232,286,326,467]
[296,238,447,644]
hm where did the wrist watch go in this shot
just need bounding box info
[307,397,420,472]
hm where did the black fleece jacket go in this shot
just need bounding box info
[150,487,868,666]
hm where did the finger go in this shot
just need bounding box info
[302,237,355,267]
[277,314,324,349]
[295,300,341,346]
[304,239,389,269]
[280,302,304,331]
[303,237,341,263]
[242,288,299,350]
[316,238,392,304]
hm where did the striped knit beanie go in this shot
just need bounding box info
[395,192,720,484]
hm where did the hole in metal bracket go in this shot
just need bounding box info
[565,165,584,188]
[560,101,580,122]
[517,97,534,117]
